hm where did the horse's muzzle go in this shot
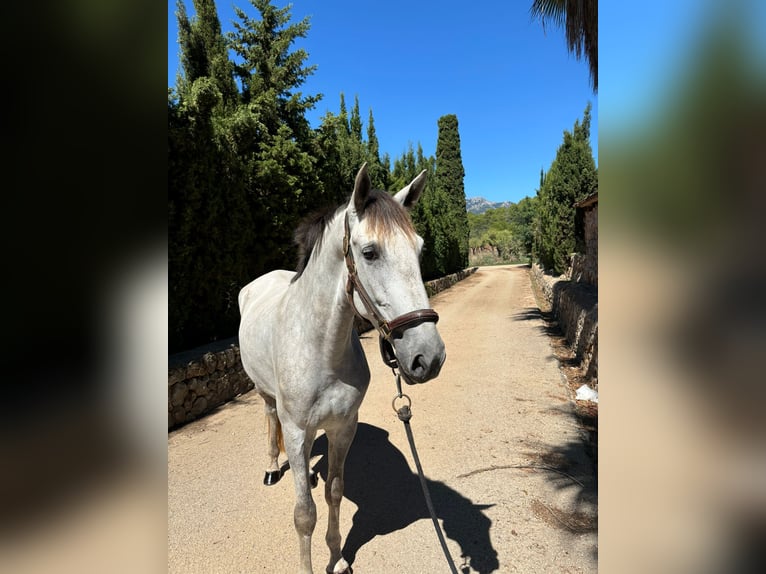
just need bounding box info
[399,341,446,384]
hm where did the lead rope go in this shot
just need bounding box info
[391,369,460,574]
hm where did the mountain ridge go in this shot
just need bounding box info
[465,196,513,214]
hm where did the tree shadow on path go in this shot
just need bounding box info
[312,423,500,573]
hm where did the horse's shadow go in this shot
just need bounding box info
[311,423,500,573]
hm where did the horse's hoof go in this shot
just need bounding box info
[309,470,319,488]
[327,558,351,574]
[263,470,282,486]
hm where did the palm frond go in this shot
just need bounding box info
[530,0,597,92]
[530,0,567,29]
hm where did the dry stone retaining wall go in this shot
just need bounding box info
[169,267,478,430]
[530,263,598,384]
[424,267,478,297]
[168,342,253,429]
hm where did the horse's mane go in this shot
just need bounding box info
[291,190,416,283]
[291,204,343,283]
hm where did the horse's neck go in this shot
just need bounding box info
[286,214,357,358]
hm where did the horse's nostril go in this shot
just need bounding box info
[411,354,426,374]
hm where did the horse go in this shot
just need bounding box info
[238,163,447,574]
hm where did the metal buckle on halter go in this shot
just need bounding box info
[379,334,399,369]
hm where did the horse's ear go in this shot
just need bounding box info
[393,170,427,209]
[351,163,371,216]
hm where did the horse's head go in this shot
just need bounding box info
[345,163,446,384]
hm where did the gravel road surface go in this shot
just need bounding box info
[168,264,597,573]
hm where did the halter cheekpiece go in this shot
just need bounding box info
[342,212,439,368]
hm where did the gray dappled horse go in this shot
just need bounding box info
[238,164,446,574]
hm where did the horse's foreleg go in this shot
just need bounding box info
[284,424,318,574]
[324,417,357,574]
[263,399,282,485]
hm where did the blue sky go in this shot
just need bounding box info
[168,0,598,204]
[601,0,766,134]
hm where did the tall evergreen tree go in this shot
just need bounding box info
[227,0,323,268]
[169,0,323,351]
[229,0,321,139]
[389,143,419,192]
[170,0,254,351]
[536,102,597,274]
[175,0,238,107]
[432,114,469,275]
[366,108,379,157]
[381,152,392,190]
[350,95,363,142]
[314,111,351,205]
[315,95,372,194]
[366,108,386,188]
[338,92,350,134]
[510,196,539,259]
[532,167,546,262]
[409,144,438,278]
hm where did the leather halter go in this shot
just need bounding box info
[342,212,439,358]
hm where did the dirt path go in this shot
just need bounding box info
[168,265,597,573]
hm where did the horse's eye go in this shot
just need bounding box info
[361,246,377,261]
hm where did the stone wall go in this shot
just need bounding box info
[424,267,478,297]
[571,205,598,285]
[169,267,479,430]
[530,263,567,304]
[530,263,598,384]
[168,341,254,429]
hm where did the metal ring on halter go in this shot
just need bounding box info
[392,393,411,414]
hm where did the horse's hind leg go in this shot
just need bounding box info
[324,416,357,574]
[263,398,283,485]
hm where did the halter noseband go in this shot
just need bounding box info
[343,212,438,366]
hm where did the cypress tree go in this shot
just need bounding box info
[389,143,418,192]
[314,111,348,205]
[381,152,392,190]
[170,0,253,351]
[228,0,322,270]
[409,144,438,279]
[170,0,323,351]
[366,108,386,188]
[316,95,372,193]
[532,167,546,263]
[350,95,363,142]
[338,92,350,135]
[536,103,597,274]
[433,114,469,275]
[175,0,238,108]
[229,0,321,138]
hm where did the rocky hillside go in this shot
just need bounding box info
[466,196,512,214]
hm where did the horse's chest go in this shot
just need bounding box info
[312,379,367,421]
[279,373,368,428]
[275,338,370,426]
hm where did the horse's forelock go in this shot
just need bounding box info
[291,190,416,283]
[362,189,417,243]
